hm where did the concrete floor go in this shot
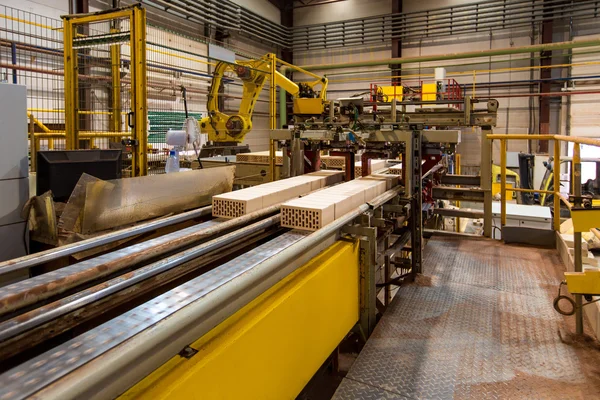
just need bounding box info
[333,236,600,399]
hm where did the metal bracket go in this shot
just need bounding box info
[179,345,198,359]
[382,204,407,213]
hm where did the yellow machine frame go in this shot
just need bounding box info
[62,5,148,176]
[199,53,328,145]
[121,239,360,399]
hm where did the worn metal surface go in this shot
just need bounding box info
[0,216,280,344]
[0,205,279,316]
[334,236,600,399]
[0,205,213,278]
[0,230,310,400]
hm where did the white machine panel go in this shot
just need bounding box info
[0,83,29,263]
[0,84,28,180]
[0,178,29,225]
[491,202,552,240]
[0,223,28,265]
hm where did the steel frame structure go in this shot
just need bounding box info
[62,5,148,176]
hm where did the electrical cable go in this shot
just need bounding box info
[553,281,600,316]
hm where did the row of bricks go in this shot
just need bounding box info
[235,151,347,168]
[212,170,344,218]
[354,159,387,177]
[281,174,400,231]
[235,151,393,172]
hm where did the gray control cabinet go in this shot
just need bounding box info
[0,83,29,264]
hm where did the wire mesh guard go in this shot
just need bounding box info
[0,5,221,176]
[0,6,66,153]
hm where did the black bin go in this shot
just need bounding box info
[37,150,122,202]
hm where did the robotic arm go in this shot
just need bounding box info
[199,54,328,144]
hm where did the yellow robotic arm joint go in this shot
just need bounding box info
[199,55,327,144]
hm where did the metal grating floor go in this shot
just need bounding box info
[333,236,600,399]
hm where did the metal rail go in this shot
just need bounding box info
[0,205,280,316]
[0,205,211,278]
[0,185,404,398]
[0,215,281,343]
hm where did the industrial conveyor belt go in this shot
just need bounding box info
[0,229,309,399]
[334,236,600,399]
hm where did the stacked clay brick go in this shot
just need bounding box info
[212,170,343,218]
[354,159,387,177]
[236,151,284,165]
[281,174,399,231]
[236,151,348,170]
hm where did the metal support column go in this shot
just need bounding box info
[359,228,377,337]
[481,126,493,237]
[538,1,553,153]
[290,136,303,177]
[268,53,277,181]
[573,143,583,335]
[29,114,36,173]
[553,140,561,231]
[131,6,148,176]
[500,139,507,226]
[110,25,122,142]
[11,42,17,84]
[391,0,402,85]
[410,128,423,274]
[455,153,461,232]
[62,17,78,150]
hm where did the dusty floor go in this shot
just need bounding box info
[333,236,600,399]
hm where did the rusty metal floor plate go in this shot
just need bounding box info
[334,237,600,399]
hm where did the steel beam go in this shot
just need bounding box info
[440,174,481,186]
[432,187,486,202]
[481,127,493,237]
[433,208,484,219]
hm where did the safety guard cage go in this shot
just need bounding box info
[62,5,148,177]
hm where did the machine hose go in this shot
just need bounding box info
[553,281,600,316]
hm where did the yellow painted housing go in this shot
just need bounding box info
[293,98,325,115]
[421,82,438,101]
[565,269,600,295]
[570,208,600,233]
[381,85,403,101]
[120,239,360,400]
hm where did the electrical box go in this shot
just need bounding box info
[421,83,437,102]
[434,67,446,81]
[381,86,403,101]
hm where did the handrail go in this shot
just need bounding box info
[486,133,600,231]
[487,134,600,147]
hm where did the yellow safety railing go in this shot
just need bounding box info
[486,134,600,232]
